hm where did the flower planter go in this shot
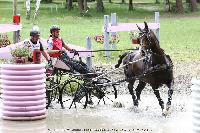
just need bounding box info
[191,78,200,133]
[0,64,46,121]
[132,38,140,44]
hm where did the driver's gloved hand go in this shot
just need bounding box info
[71,49,79,56]
[48,59,53,67]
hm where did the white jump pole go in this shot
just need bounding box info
[111,13,117,49]
[155,12,160,44]
[13,0,17,43]
[103,15,110,58]
[86,36,92,69]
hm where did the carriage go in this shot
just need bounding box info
[45,52,119,109]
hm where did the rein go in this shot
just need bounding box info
[92,54,151,81]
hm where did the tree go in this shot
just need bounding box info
[122,0,125,4]
[25,0,41,19]
[164,0,171,11]
[129,0,133,11]
[66,0,73,11]
[84,0,88,11]
[176,0,184,13]
[155,0,160,4]
[96,0,104,12]
[189,0,197,12]
[77,0,84,12]
[197,0,200,3]
[41,0,52,3]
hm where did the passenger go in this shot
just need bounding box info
[24,26,52,65]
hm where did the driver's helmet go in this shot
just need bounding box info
[50,25,60,33]
[30,26,40,36]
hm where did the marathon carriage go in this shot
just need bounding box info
[46,52,119,109]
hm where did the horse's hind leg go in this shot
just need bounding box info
[135,81,146,101]
[153,86,164,110]
[166,80,174,110]
[128,80,138,106]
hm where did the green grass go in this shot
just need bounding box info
[0,0,200,63]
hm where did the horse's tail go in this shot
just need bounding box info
[115,52,129,68]
[165,54,173,68]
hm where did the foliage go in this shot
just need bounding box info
[11,46,29,57]
[0,34,11,48]
[129,31,140,40]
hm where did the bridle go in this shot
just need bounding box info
[138,30,153,56]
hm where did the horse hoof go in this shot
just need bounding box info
[61,106,65,109]
[113,100,125,108]
[162,112,167,117]
[166,105,171,111]
[132,106,139,113]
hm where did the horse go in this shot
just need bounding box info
[115,22,174,114]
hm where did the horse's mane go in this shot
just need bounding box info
[149,30,164,55]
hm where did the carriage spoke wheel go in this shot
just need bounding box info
[92,77,117,105]
[46,76,62,109]
[61,80,89,109]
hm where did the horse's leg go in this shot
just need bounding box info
[135,81,146,101]
[166,80,174,110]
[128,80,138,106]
[152,86,164,110]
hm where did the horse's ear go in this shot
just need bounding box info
[136,24,142,32]
[144,22,149,31]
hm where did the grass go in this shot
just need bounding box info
[0,0,200,63]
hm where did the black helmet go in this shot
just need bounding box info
[50,25,60,33]
[30,30,40,36]
[30,26,40,36]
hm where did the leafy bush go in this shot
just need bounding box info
[11,46,29,57]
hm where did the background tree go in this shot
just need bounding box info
[164,0,171,11]
[25,0,41,19]
[77,0,84,12]
[129,0,133,11]
[189,0,197,12]
[176,0,184,13]
[155,0,160,4]
[66,0,73,10]
[96,0,104,12]
[41,0,52,3]
[84,0,88,11]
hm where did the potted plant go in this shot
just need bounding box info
[11,46,29,64]
[129,31,140,44]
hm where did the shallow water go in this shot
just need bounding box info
[0,94,192,133]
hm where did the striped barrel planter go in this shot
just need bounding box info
[192,79,200,133]
[0,64,46,120]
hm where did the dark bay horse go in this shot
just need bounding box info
[115,22,174,114]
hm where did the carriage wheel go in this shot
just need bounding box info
[91,77,117,105]
[46,76,61,109]
[61,80,89,109]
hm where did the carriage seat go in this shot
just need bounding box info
[51,57,71,71]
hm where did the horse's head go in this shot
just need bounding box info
[137,22,162,55]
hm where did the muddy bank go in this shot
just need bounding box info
[94,61,200,95]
